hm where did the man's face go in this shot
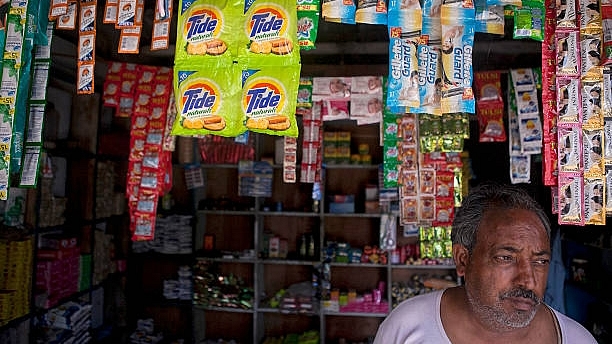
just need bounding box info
[460,208,551,332]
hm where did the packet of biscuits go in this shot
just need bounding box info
[171,61,244,137]
[240,64,300,137]
[241,0,300,66]
[175,0,240,63]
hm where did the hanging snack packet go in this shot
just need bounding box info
[297,0,320,50]
[557,124,582,173]
[171,61,244,137]
[558,173,584,225]
[513,0,543,41]
[242,0,300,65]
[440,5,476,114]
[241,64,300,137]
[174,0,239,63]
[355,0,388,25]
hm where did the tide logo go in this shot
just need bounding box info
[243,77,286,117]
[180,78,221,117]
[247,4,288,41]
[185,6,223,41]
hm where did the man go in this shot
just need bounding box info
[374,182,597,343]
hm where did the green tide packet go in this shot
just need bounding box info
[241,64,300,137]
[171,61,245,137]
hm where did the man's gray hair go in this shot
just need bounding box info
[451,182,551,254]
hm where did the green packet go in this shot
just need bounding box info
[240,63,300,137]
[297,0,320,50]
[241,0,300,66]
[174,0,241,64]
[171,61,245,138]
[513,0,544,42]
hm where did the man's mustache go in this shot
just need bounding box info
[501,288,542,304]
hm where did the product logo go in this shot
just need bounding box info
[180,78,221,117]
[247,4,288,41]
[185,6,222,41]
[243,77,286,117]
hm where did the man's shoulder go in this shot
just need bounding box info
[549,307,598,343]
[391,289,443,316]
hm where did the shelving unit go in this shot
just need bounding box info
[193,120,457,343]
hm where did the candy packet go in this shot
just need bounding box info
[171,61,244,137]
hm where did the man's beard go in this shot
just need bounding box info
[466,287,543,332]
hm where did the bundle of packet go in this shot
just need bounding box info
[241,0,300,65]
[440,5,476,114]
[170,61,244,137]
[297,0,320,50]
[174,0,240,63]
[241,64,300,137]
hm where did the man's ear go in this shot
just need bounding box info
[453,244,469,277]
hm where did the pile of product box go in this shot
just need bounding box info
[36,235,80,308]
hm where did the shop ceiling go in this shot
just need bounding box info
[50,1,543,83]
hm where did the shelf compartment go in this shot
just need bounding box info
[323,310,387,317]
[259,312,320,341]
[324,315,384,342]
[193,305,255,314]
[258,307,319,316]
[198,213,255,253]
[196,257,257,264]
[390,264,456,270]
[261,259,318,266]
[196,308,253,343]
[260,211,319,217]
[329,262,386,268]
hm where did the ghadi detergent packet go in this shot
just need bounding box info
[241,65,300,137]
[171,62,245,137]
[175,0,241,63]
[241,0,300,66]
